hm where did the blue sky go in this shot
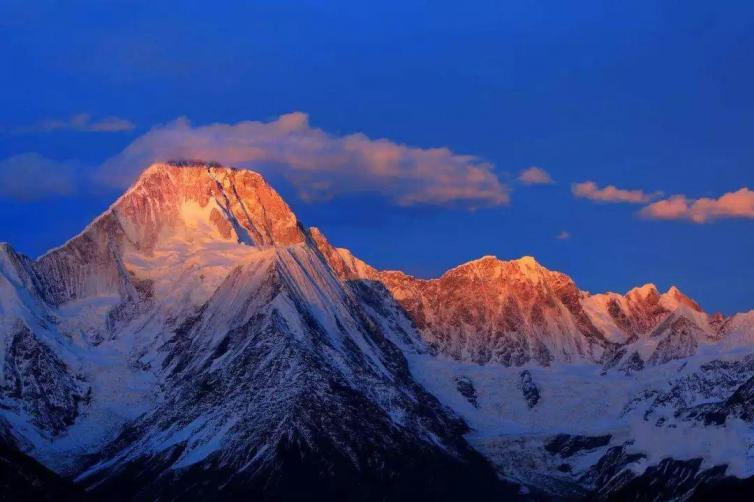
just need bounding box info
[1,1,753,313]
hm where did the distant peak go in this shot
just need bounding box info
[450,254,549,272]
[666,285,682,296]
[451,255,500,270]
[664,285,702,312]
[514,255,539,266]
[628,283,659,298]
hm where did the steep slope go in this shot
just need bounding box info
[0,244,88,441]
[77,245,508,500]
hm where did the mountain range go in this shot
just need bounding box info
[2,161,754,500]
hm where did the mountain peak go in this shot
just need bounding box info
[452,254,543,271]
[514,255,540,267]
[109,161,306,251]
[30,161,309,305]
[664,285,703,312]
[627,283,659,299]
[139,160,247,179]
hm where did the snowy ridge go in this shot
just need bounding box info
[311,221,754,498]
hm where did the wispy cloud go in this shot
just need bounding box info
[0,153,77,200]
[572,181,660,204]
[555,230,571,240]
[518,166,554,185]
[640,188,754,223]
[17,113,135,133]
[95,112,510,208]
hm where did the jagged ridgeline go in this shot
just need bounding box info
[1,161,754,500]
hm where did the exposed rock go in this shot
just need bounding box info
[545,434,612,458]
[619,351,645,375]
[1,324,88,436]
[455,376,479,408]
[520,370,540,408]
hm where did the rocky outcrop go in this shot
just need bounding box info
[455,376,479,408]
[520,370,540,408]
[1,324,88,436]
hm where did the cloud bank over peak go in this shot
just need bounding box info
[572,181,660,204]
[96,112,510,208]
[640,188,754,223]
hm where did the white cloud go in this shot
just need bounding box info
[518,166,553,185]
[95,112,510,208]
[0,153,77,200]
[640,188,754,223]
[555,230,571,240]
[572,181,660,204]
[18,113,135,133]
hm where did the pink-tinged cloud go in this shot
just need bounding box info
[0,153,77,200]
[555,230,571,240]
[640,188,754,223]
[518,166,554,185]
[96,112,510,208]
[572,181,659,204]
[18,113,135,133]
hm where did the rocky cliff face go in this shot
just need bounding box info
[373,256,612,366]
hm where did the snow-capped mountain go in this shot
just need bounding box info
[0,163,509,500]
[311,231,727,371]
[2,161,754,500]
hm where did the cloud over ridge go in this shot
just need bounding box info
[572,181,659,204]
[640,188,754,223]
[96,112,509,208]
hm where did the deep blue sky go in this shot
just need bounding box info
[1,1,753,313]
